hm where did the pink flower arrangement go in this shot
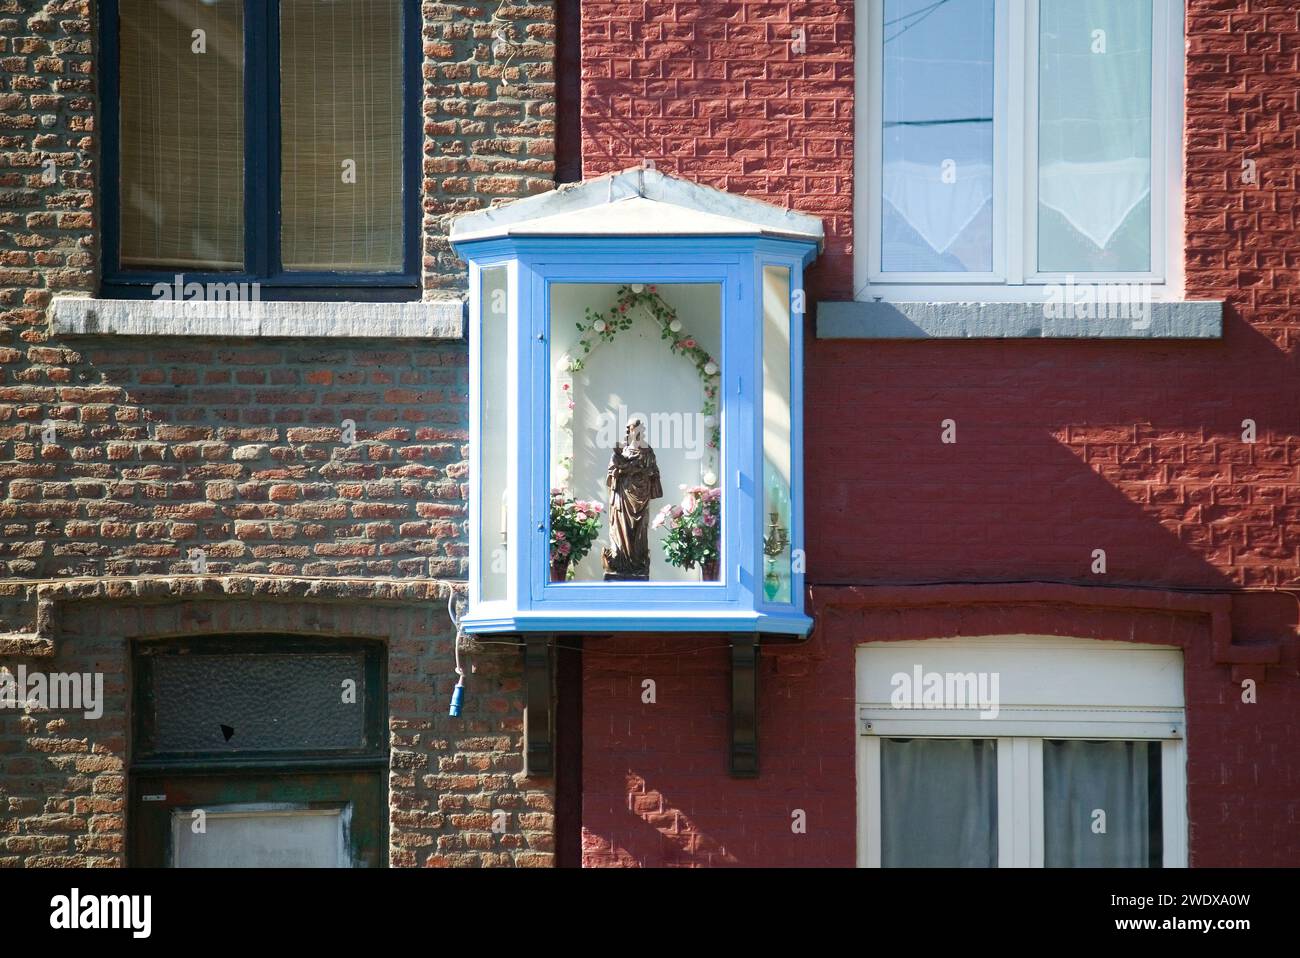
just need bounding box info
[550,490,604,575]
[653,484,721,573]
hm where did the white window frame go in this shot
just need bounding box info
[859,735,1187,867]
[854,636,1189,868]
[855,0,1186,303]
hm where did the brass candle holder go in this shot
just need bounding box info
[762,511,789,601]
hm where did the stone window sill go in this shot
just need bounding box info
[815,300,1223,340]
[49,296,465,339]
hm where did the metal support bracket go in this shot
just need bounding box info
[729,635,760,778]
[522,634,555,778]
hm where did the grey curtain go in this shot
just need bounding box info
[881,738,998,867]
[1044,739,1159,867]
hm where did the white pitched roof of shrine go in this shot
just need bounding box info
[451,166,824,248]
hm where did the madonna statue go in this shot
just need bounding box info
[602,419,663,580]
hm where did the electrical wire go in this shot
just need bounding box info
[885,0,955,44]
[458,576,1300,660]
[447,592,465,680]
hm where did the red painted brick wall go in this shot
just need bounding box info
[580,0,1300,866]
[582,632,855,867]
[580,0,854,300]
[582,595,1297,867]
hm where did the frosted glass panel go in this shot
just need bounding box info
[172,805,350,867]
[549,283,722,584]
[881,738,998,867]
[151,652,367,752]
[761,266,793,604]
[480,267,509,602]
[881,0,995,273]
[1038,0,1153,272]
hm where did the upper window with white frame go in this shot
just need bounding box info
[855,0,1185,301]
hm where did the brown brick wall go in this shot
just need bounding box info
[0,589,552,867]
[0,0,559,867]
[1,338,472,582]
[422,0,558,291]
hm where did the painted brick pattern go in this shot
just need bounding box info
[803,0,1300,594]
[579,0,1300,867]
[581,632,853,867]
[580,0,854,300]
[583,596,1298,867]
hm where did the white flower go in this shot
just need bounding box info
[593,319,607,333]
[703,361,718,376]
[669,319,682,332]
[631,284,644,293]
[702,470,717,486]
[703,415,716,428]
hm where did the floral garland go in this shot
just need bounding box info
[554,284,720,488]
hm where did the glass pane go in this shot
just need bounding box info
[119,0,244,269]
[480,267,509,603]
[172,805,350,868]
[881,0,995,273]
[762,266,793,604]
[280,0,404,271]
[1038,0,1153,272]
[1043,739,1162,867]
[549,284,721,584]
[881,738,998,867]
[149,652,368,753]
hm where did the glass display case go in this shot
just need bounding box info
[453,167,821,635]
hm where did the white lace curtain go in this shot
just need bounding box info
[1038,0,1153,271]
[880,0,1153,273]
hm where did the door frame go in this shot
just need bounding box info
[131,768,387,867]
[129,635,389,867]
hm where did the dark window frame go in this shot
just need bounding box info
[100,0,423,302]
[131,634,388,770]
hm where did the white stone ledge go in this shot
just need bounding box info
[817,300,1224,340]
[49,296,466,339]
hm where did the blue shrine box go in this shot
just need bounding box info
[451,167,822,637]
